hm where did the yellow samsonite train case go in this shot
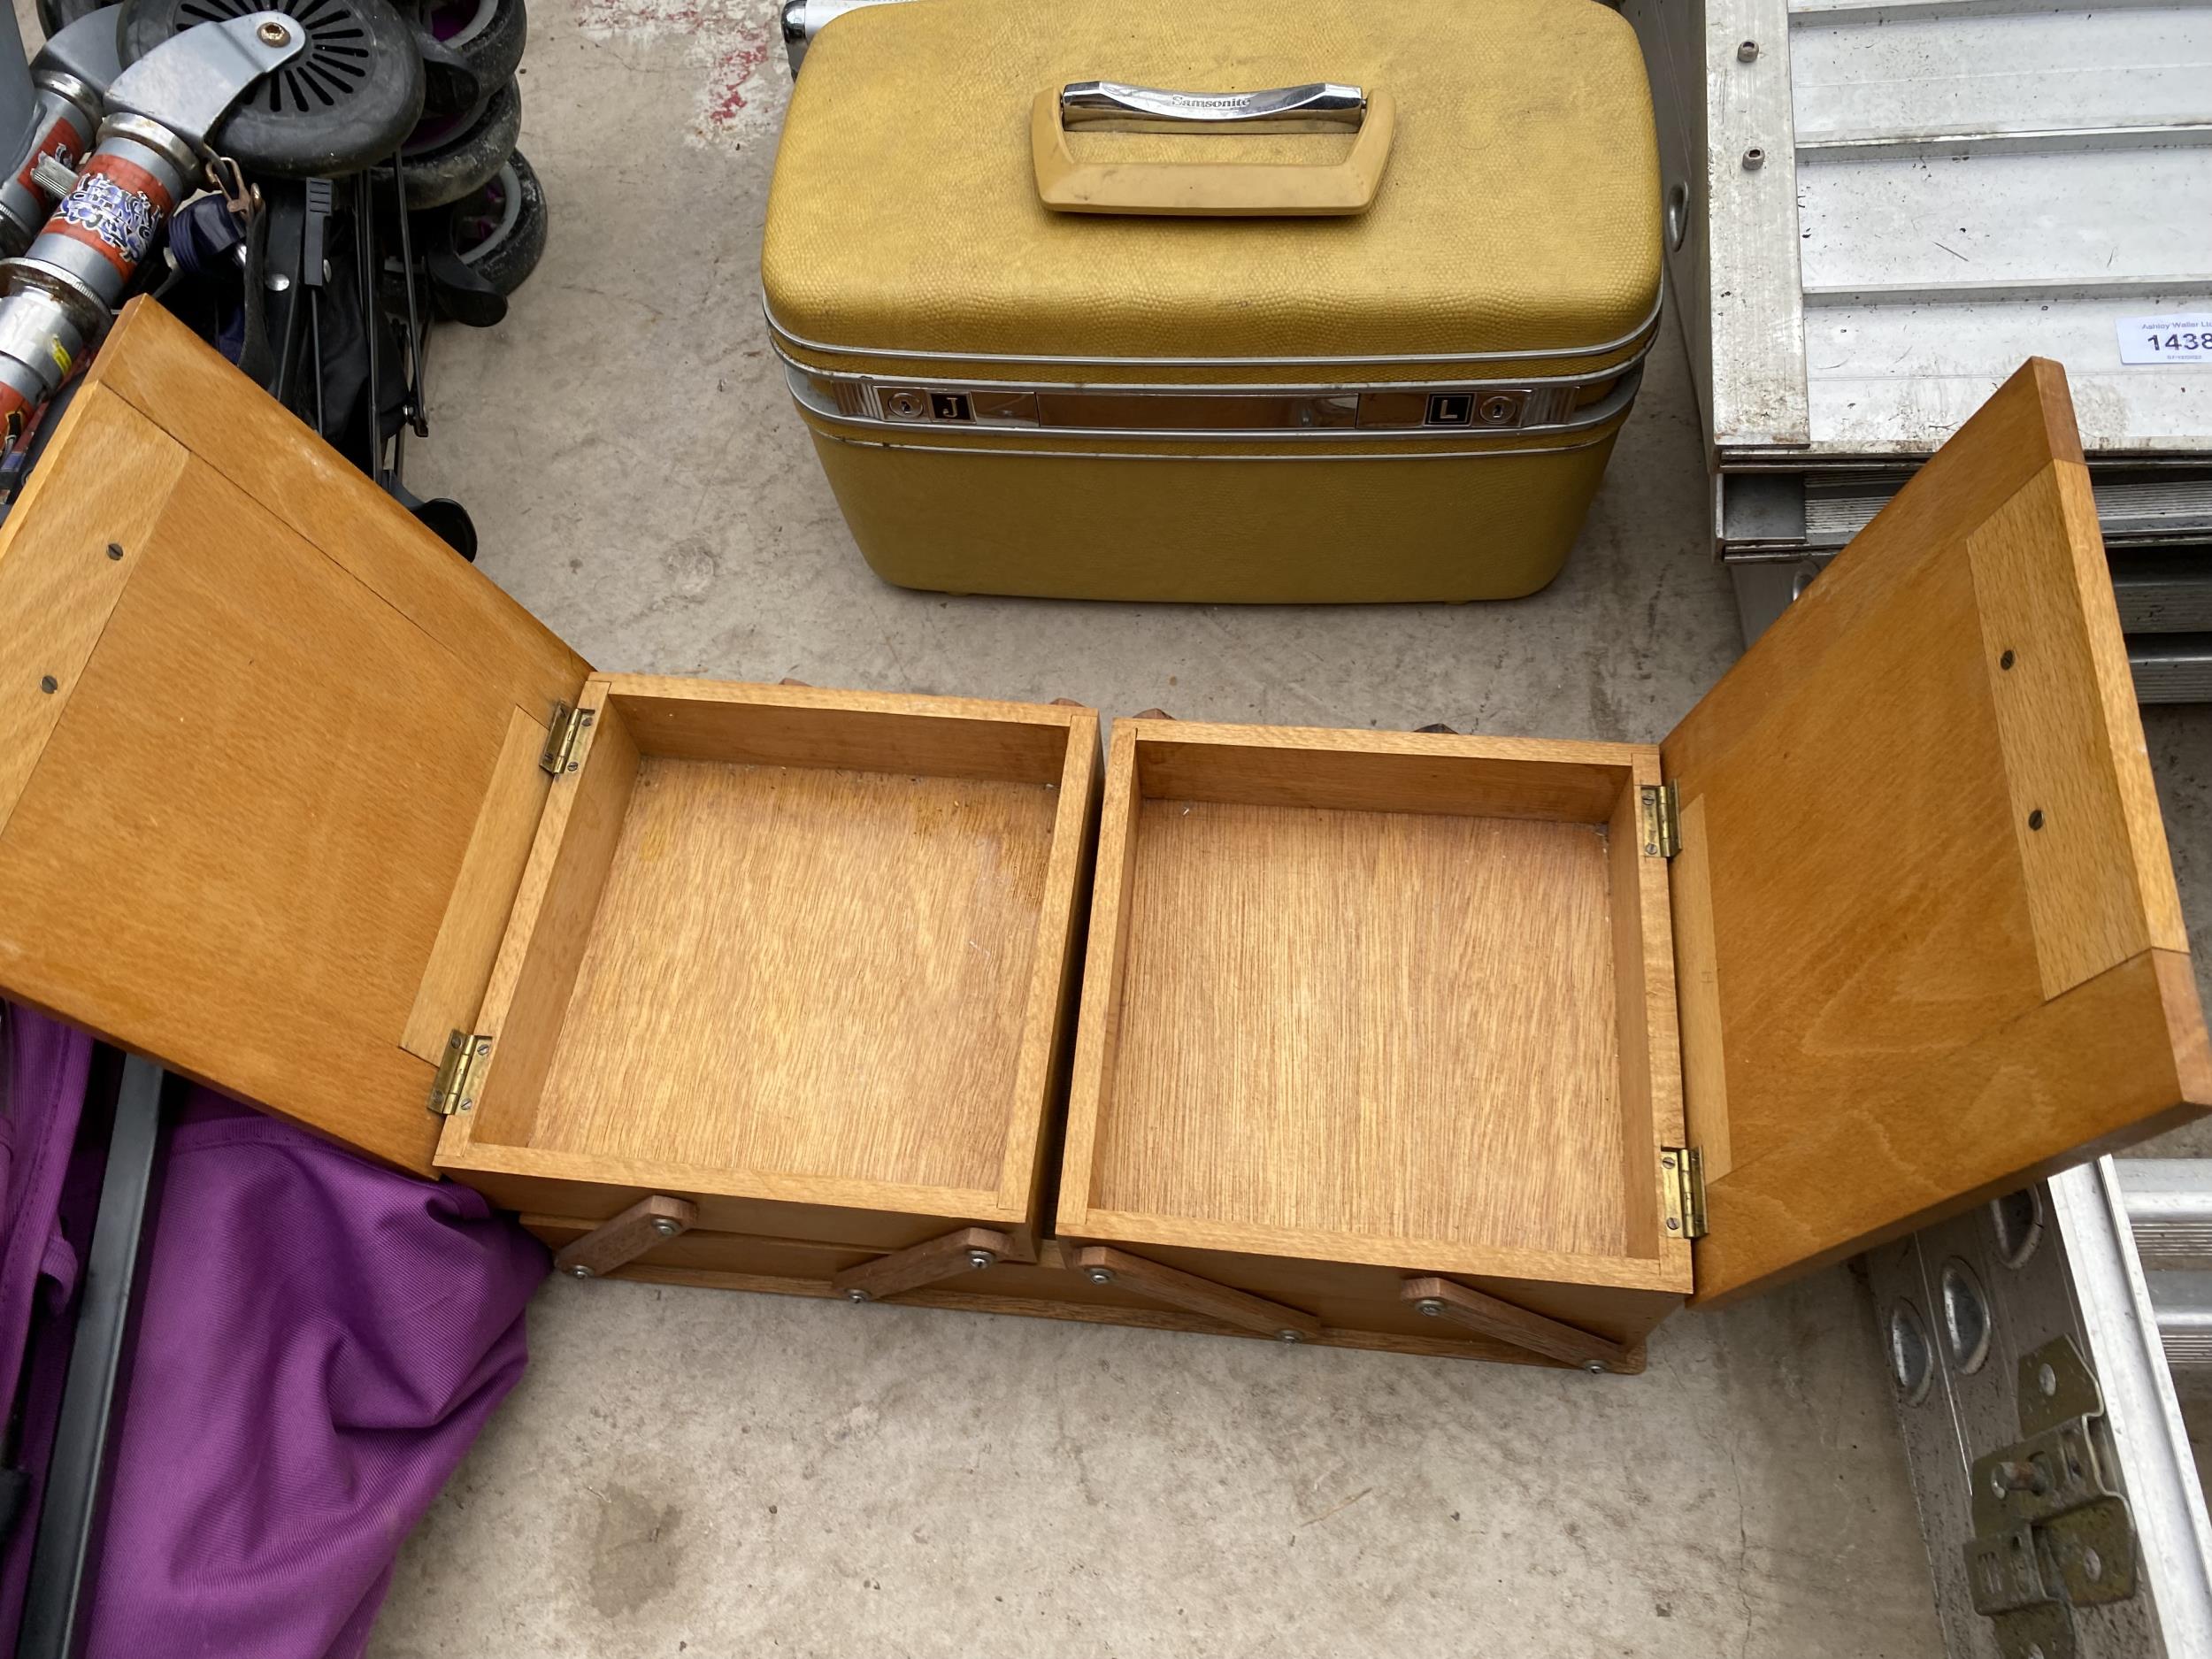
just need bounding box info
[762,0,1662,603]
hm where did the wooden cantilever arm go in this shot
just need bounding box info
[554,1195,697,1279]
[1401,1276,1631,1371]
[832,1227,1015,1302]
[1073,1245,1322,1341]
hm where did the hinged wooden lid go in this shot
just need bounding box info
[0,301,590,1175]
[1664,359,2211,1306]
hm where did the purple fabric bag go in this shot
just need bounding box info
[0,1006,548,1658]
[82,1091,548,1657]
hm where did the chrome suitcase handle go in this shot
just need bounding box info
[1060,81,1367,131]
[1036,79,1393,216]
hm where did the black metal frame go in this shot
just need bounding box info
[13,1051,170,1659]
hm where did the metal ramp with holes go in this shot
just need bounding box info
[1866,1162,2212,1657]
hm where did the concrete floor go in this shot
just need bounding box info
[351,4,2212,1655]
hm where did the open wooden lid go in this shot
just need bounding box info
[1665,359,2211,1306]
[0,302,589,1175]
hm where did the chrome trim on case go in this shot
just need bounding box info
[811,430,1628,463]
[777,343,1647,398]
[757,282,1666,372]
[1060,81,1367,131]
[779,354,1645,442]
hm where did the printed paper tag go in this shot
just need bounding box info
[2118,316,2212,365]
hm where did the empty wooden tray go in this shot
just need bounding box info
[1052,723,1692,1367]
[441,675,1097,1270]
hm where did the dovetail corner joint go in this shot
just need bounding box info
[1640,780,1679,858]
[1661,1146,1707,1240]
[540,702,595,776]
[429,1030,492,1117]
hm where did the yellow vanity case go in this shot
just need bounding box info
[760,0,1663,603]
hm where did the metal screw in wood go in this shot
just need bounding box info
[1276,1329,1303,1343]
[39,675,57,694]
[569,1263,592,1279]
[847,1287,870,1302]
[1414,1297,1444,1317]
[965,1248,995,1270]
[105,542,123,561]
[1584,1361,1606,1374]
[650,1217,680,1238]
[1086,1266,1114,1285]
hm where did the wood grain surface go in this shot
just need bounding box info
[600,677,1072,783]
[1056,720,1146,1241]
[1670,792,1732,1182]
[1130,722,1642,821]
[472,1154,1002,1248]
[991,713,1100,1221]
[1090,795,1629,1257]
[401,704,554,1061]
[0,303,593,1175]
[88,300,588,715]
[0,460,545,1173]
[442,681,1096,1243]
[460,679,641,1149]
[0,388,185,834]
[1665,358,2210,1304]
[1064,1205,1689,1294]
[526,757,1060,1191]
[1605,758,1688,1267]
[1967,464,2190,996]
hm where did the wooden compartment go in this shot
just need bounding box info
[1,302,2205,1371]
[436,676,1097,1260]
[1052,728,1691,1367]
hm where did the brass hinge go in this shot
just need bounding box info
[1640,781,1679,858]
[540,702,595,776]
[429,1030,493,1117]
[1661,1146,1707,1240]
